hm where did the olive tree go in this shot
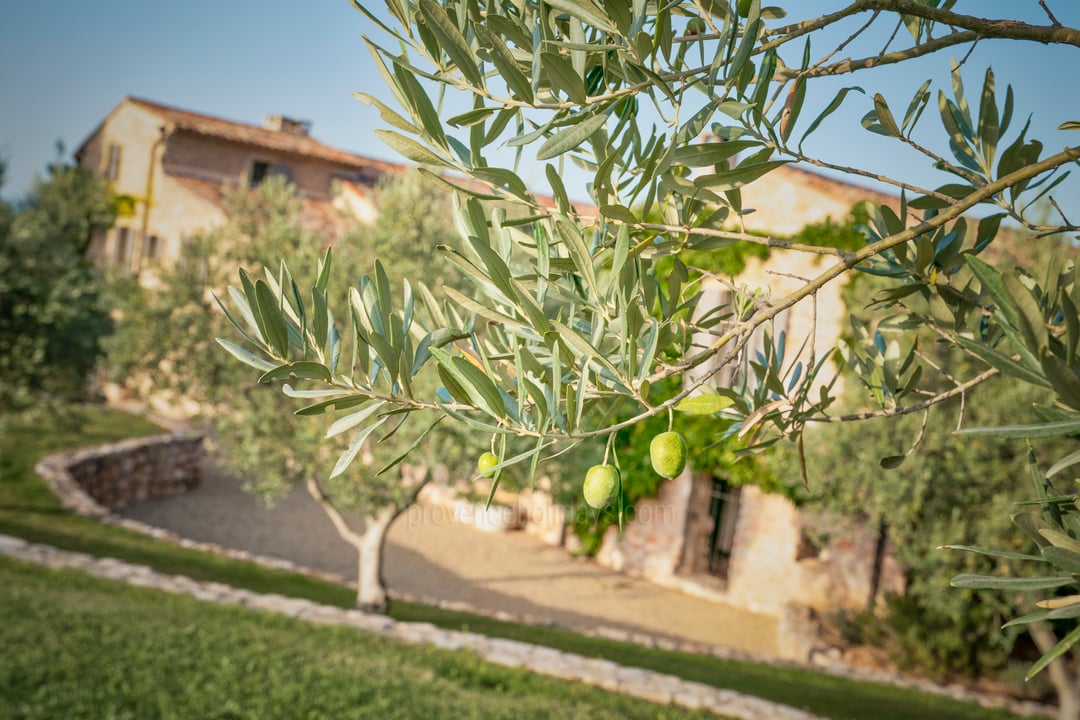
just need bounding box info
[219,0,1080,687]
[110,174,482,611]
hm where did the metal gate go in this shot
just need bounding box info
[706,478,741,578]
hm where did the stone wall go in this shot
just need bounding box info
[36,433,203,515]
[596,471,692,577]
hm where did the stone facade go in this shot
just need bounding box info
[76,97,388,275]
[738,164,899,236]
[36,433,203,514]
[591,172,908,639]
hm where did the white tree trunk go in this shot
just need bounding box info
[1030,623,1080,720]
[354,505,396,613]
[304,467,430,614]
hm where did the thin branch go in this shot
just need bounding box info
[763,2,871,44]
[779,146,953,202]
[865,0,1080,47]
[637,222,854,259]
[808,10,882,76]
[1040,1,1063,28]
[897,133,986,187]
[305,476,365,548]
[955,36,981,68]
[1050,196,1075,228]
[880,16,904,55]
[767,10,881,112]
[776,30,980,80]
[810,367,999,423]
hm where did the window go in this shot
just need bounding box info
[705,479,741,579]
[143,235,161,264]
[250,160,293,187]
[113,227,131,268]
[106,143,122,181]
[249,161,270,187]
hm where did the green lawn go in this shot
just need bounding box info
[0,555,715,720]
[0,405,1022,720]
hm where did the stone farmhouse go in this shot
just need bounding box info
[76,96,395,274]
[587,171,906,637]
[78,97,906,645]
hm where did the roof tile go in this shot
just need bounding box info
[129,96,402,172]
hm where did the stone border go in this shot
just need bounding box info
[32,441,1055,718]
[0,534,824,720]
[36,432,203,515]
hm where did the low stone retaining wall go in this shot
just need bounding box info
[36,433,203,515]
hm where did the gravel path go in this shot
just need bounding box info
[120,459,779,657]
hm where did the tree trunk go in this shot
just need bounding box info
[867,520,888,611]
[304,465,431,614]
[1030,623,1080,720]
[354,505,396,613]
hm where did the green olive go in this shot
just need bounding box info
[583,464,619,509]
[650,431,687,479]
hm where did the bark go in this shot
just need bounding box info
[1029,623,1080,720]
[354,505,396,613]
[866,520,888,611]
[304,463,431,613]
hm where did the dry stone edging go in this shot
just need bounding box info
[33,439,1056,719]
[36,432,204,515]
[0,534,822,720]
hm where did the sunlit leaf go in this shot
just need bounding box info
[675,394,736,415]
[950,574,1072,591]
[215,339,278,373]
[536,113,608,161]
[418,0,483,86]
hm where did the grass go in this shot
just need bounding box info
[0,554,715,720]
[0,405,1022,720]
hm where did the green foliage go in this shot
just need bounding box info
[771,246,1077,678]
[0,164,116,414]
[774,381,1055,678]
[216,1,1080,682]
[665,212,868,280]
[109,175,489,513]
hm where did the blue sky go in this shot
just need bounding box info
[2,1,1078,219]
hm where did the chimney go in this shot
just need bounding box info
[264,114,311,136]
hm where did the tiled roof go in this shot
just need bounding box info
[128,96,403,173]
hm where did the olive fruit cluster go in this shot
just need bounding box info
[579,431,688,510]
